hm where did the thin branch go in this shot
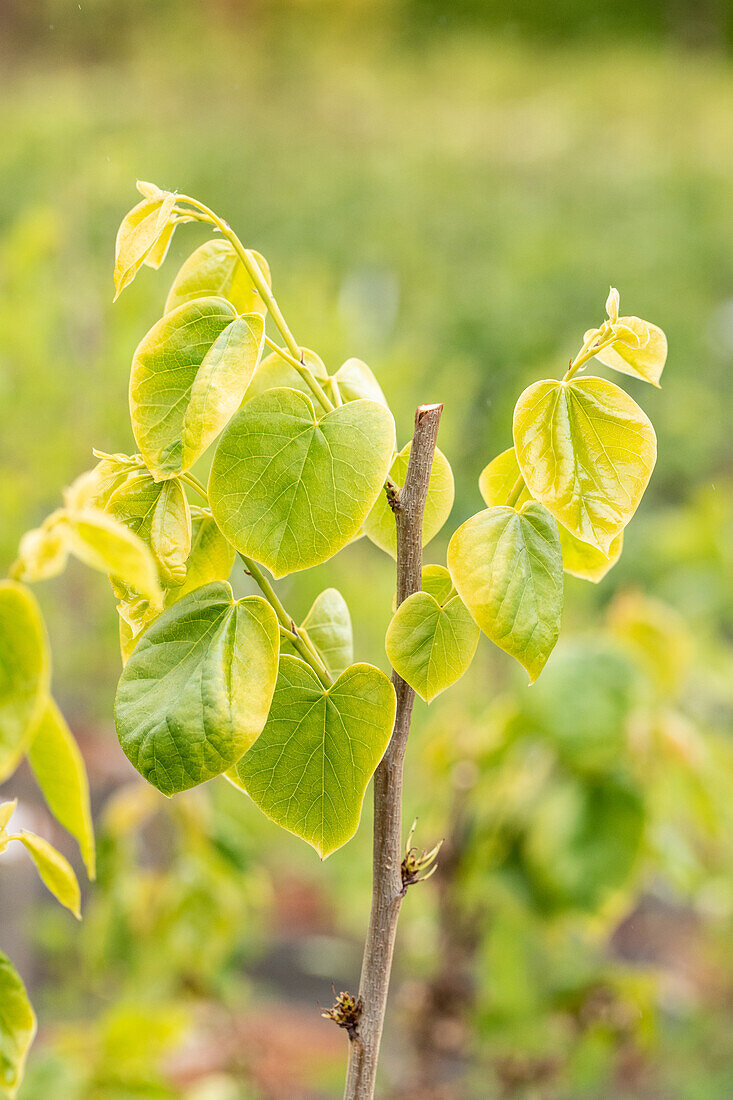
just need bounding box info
[343,402,443,1100]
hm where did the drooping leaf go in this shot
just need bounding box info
[234,656,395,858]
[165,240,271,316]
[115,582,279,795]
[28,699,96,879]
[282,588,353,680]
[479,446,623,582]
[364,443,454,559]
[243,348,328,404]
[66,509,163,608]
[130,297,264,478]
[114,187,176,299]
[105,470,192,586]
[386,590,479,702]
[513,377,656,554]
[447,502,563,682]
[12,511,69,583]
[209,389,395,577]
[0,582,50,782]
[585,317,667,386]
[332,358,388,406]
[12,831,81,918]
[0,950,36,1100]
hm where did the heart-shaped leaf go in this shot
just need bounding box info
[115,582,279,795]
[386,590,479,702]
[364,442,454,559]
[0,950,36,1100]
[130,297,264,479]
[585,317,667,386]
[513,377,656,554]
[165,240,271,316]
[209,389,395,577]
[0,582,50,782]
[28,699,96,880]
[447,502,563,682]
[282,588,353,680]
[234,655,395,858]
[479,446,623,583]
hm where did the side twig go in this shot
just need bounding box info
[343,402,443,1100]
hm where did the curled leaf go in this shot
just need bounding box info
[114,187,177,299]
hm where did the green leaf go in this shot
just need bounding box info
[513,377,656,554]
[386,590,479,702]
[13,511,69,584]
[332,358,388,406]
[130,297,264,479]
[243,348,327,404]
[284,588,353,680]
[364,443,454,559]
[447,502,563,682]
[28,699,96,879]
[209,389,396,577]
[66,509,163,609]
[0,582,50,782]
[115,582,279,795]
[234,656,395,858]
[479,447,623,583]
[12,830,81,918]
[106,471,191,586]
[586,317,667,387]
[420,564,456,605]
[165,240,271,316]
[0,950,36,1100]
[114,187,176,299]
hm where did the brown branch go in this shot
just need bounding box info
[343,402,443,1100]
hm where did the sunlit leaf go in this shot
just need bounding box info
[235,656,395,858]
[0,950,36,1100]
[165,240,271,316]
[513,377,656,554]
[0,582,50,782]
[332,358,388,406]
[420,564,456,605]
[113,188,176,299]
[12,830,81,919]
[130,297,264,479]
[364,442,454,559]
[386,590,479,702]
[66,509,163,608]
[282,588,353,680]
[243,348,328,404]
[13,511,69,583]
[64,452,145,512]
[585,317,667,386]
[115,582,279,795]
[105,470,192,586]
[0,801,16,834]
[479,446,623,582]
[447,502,563,682]
[209,389,395,577]
[28,699,96,879]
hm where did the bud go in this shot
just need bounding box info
[605,286,620,323]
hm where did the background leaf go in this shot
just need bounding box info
[235,655,395,858]
[295,588,353,680]
[0,950,36,1100]
[0,582,50,782]
[364,442,455,558]
[12,831,81,919]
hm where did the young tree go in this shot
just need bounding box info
[1,183,666,1099]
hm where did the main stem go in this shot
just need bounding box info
[344,402,443,1100]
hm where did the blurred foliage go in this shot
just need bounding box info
[1,1,733,1097]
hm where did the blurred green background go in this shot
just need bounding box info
[1,1,733,1097]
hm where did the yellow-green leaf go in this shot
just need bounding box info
[479,447,623,583]
[12,511,69,584]
[386,590,479,702]
[421,564,456,605]
[165,240,271,316]
[243,347,328,404]
[364,443,455,559]
[235,656,395,858]
[0,950,36,1100]
[332,358,388,406]
[28,699,96,879]
[281,588,353,680]
[513,377,656,554]
[585,317,667,386]
[0,582,50,782]
[447,502,563,682]
[130,297,264,478]
[66,509,163,609]
[113,189,176,299]
[12,830,81,919]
